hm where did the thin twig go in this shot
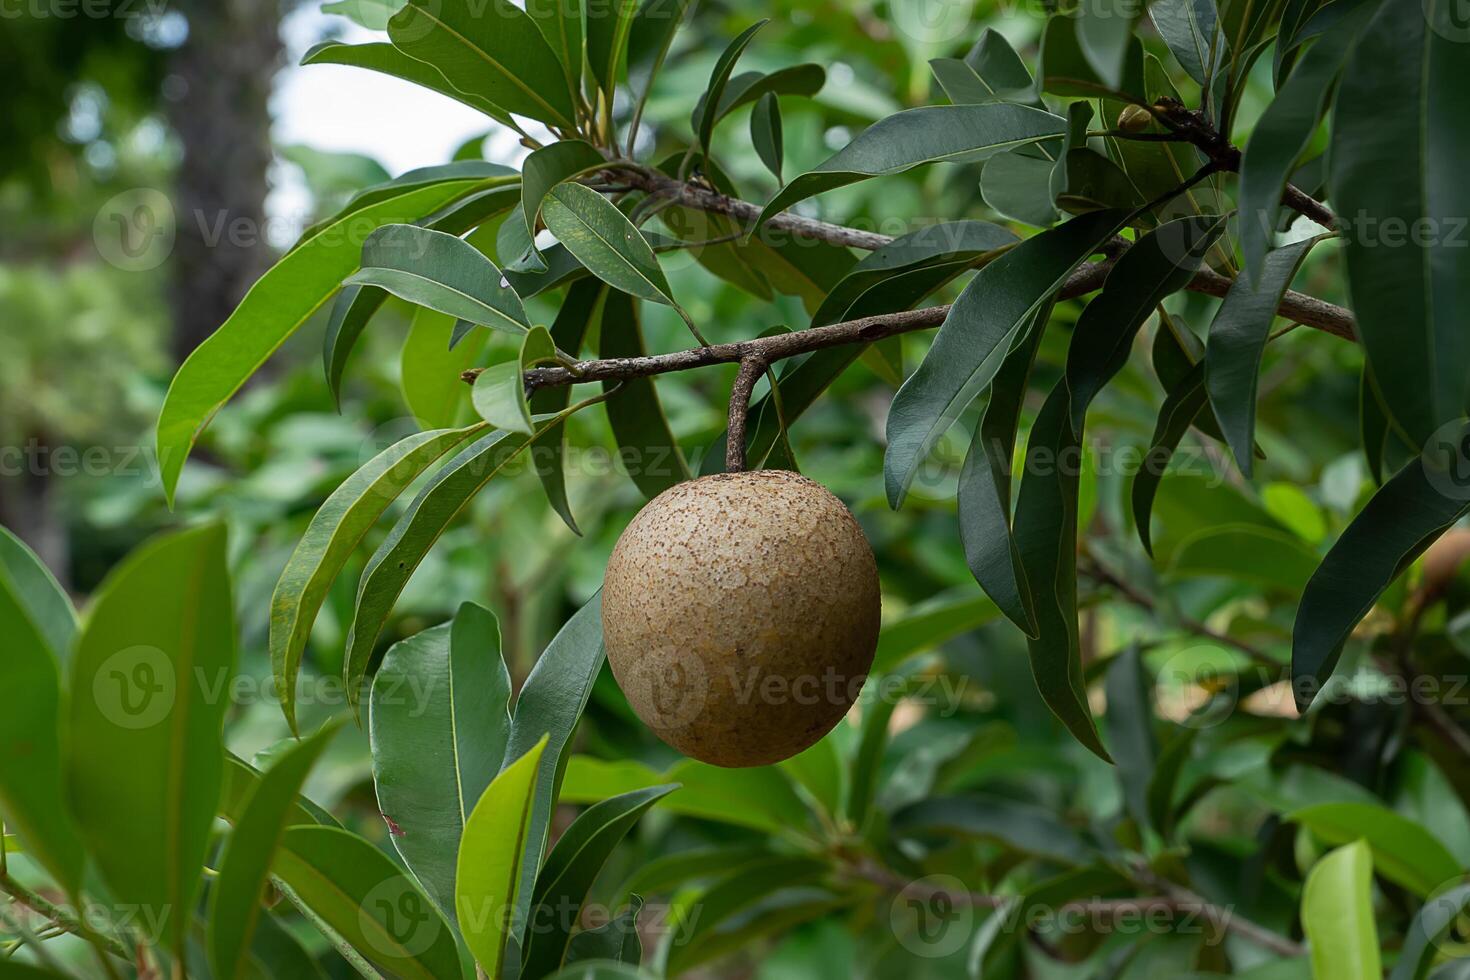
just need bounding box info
[0,873,132,961]
[725,356,767,472]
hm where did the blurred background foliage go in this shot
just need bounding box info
[3,0,1465,977]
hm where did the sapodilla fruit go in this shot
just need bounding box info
[602,470,881,767]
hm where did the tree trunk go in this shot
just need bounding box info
[0,437,71,590]
[165,0,282,361]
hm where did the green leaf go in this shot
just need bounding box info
[1291,802,1459,898]
[1204,237,1318,475]
[873,592,1002,674]
[750,91,783,183]
[958,310,1046,637]
[400,306,486,428]
[891,793,1095,865]
[321,0,399,29]
[1076,0,1144,91]
[209,724,339,980]
[690,20,768,155]
[274,825,461,980]
[542,182,680,310]
[474,325,559,435]
[1237,5,1371,281]
[1014,384,1111,760]
[322,285,387,406]
[627,0,695,113]
[1132,362,1210,556]
[757,104,1067,226]
[1039,13,1146,101]
[565,895,644,967]
[963,28,1043,106]
[1328,0,1470,446]
[526,0,584,97]
[67,525,234,952]
[388,0,577,129]
[0,527,75,662]
[885,208,1128,508]
[529,279,603,535]
[778,737,844,820]
[458,736,550,977]
[345,224,531,335]
[301,40,516,125]
[982,146,1061,226]
[0,567,84,892]
[344,428,541,709]
[501,595,607,957]
[1392,883,1470,980]
[586,0,640,101]
[1301,840,1381,980]
[156,181,480,505]
[1146,728,1197,837]
[561,756,808,835]
[1293,433,1470,708]
[712,64,825,120]
[270,424,480,735]
[1150,0,1225,86]
[520,141,608,264]
[1104,646,1157,830]
[221,752,337,828]
[1066,215,1226,432]
[598,290,692,498]
[664,856,830,974]
[370,604,512,922]
[521,785,677,978]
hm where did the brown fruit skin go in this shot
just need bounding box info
[602,470,881,768]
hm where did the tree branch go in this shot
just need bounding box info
[726,356,766,473]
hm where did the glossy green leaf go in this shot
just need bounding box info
[561,755,809,835]
[388,0,577,129]
[0,526,75,661]
[758,104,1066,226]
[474,325,558,435]
[1014,384,1111,759]
[221,752,336,828]
[274,825,461,980]
[1038,13,1146,101]
[1328,0,1470,446]
[370,603,512,922]
[529,279,603,535]
[1066,214,1226,432]
[891,793,1095,865]
[963,28,1042,106]
[712,64,825,121]
[521,785,677,978]
[345,224,531,334]
[344,428,541,709]
[321,0,397,29]
[1076,0,1144,91]
[322,285,388,406]
[1150,0,1225,86]
[521,140,608,263]
[401,306,486,428]
[1301,840,1381,980]
[958,308,1045,636]
[270,423,479,734]
[301,40,516,126]
[981,146,1061,226]
[542,182,679,310]
[1204,237,1318,475]
[156,181,479,504]
[458,736,549,977]
[691,20,767,155]
[1294,432,1470,708]
[500,595,607,956]
[1132,362,1209,556]
[750,91,783,183]
[599,290,691,498]
[1391,883,1470,980]
[1291,802,1459,897]
[526,0,584,96]
[873,592,1002,673]
[0,568,83,892]
[1237,5,1372,281]
[778,737,844,820]
[209,724,339,980]
[565,894,644,967]
[67,525,234,951]
[586,0,640,100]
[885,208,1128,508]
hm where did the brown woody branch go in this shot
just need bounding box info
[725,356,767,473]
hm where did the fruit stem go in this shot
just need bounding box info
[725,355,766,472]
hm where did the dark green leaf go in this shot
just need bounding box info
[529,280,603,535]
[209,724,339,980]
[757,104,1067,226]
[1076,0,1144,91]
[1039,13,1146,101]
[520,140,609,265]
[1203,236,1317,475]
[892,793,1095,865]
[1104,646,1157,830]
[301,41,516,127]
[388,0,578,129]
[565,895,644,967]
[1150,0,1226,86]
[1392,883,1470,980]
[542,182,680,309]
[67,525,234,952]
[345,224,531,334]
[473,325,558,435]
[599,290,692,498]
[1328,0,1470,445]
[750,92,783,183]
[1294,431,1470,708]
[521,785,677,978]
[586,0,640,101]
[713,64,825,120]
[691,20,768,154]
[370,603,512,921]
[0,526,75,665]
[323,285,388,406]
[1132,362,1209,555]
[963,28,1043,106]
[1146,728,1197,837]
[526,0,584,97]
[221,752,338,829]
[982,146,1061,226]
[885,208,1128,507]
[270,423,481,734]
